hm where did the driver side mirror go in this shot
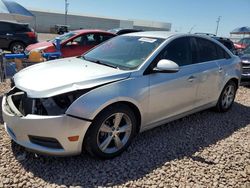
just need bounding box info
[153,59,180,73]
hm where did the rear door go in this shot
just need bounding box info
[192,37,225,107]
[147,37,200,125]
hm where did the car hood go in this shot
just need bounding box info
[13,57,131,98]
[26,41,53,51]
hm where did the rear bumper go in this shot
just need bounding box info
[2,95,91,156]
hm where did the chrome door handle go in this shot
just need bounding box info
[219,67,223,73]
[6,33,13,36]
[187,75,196,82]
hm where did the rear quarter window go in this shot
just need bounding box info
[196,38,218,62]
[12,24,31,32]
[0,22,12,32]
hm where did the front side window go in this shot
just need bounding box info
[83,36,164,70]
[160,37,192,66]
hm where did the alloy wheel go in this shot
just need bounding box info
[97,113,132,154]
[12,44,24,53]
[221,85,235,109]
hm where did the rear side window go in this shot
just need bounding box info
[0,22,12,32]
[162,37,192,66]
[196,38,218,62]
[216,45,231,59]
[12,24,31,32]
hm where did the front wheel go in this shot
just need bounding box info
[215,81,237,112]
[84,104,137,159]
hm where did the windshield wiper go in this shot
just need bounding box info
[81,56,119,69]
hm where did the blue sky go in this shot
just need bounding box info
[15,0,250,37]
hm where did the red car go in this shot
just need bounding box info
[26,30,116,58]
[234,37,250,50]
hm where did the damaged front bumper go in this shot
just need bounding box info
[2,89,91,156]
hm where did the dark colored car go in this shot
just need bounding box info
[212,36,237,55]
[194,33,237,54]
[108,28,142,35]
[26,30,116,58]
[239,46,250,81]
[0,20,38,53]
[55,24,69,35]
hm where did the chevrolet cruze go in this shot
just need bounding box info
[2,32,242,159]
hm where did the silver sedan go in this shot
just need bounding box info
[2,32,242,159]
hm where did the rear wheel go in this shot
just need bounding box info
[215,81,237,112]
[84,104,137,159]
[10,42,25,54]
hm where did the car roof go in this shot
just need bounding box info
[73,29,116,35]
[0,20,29,26]
[124,31,181,39]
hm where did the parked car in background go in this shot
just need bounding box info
[212,36,237,55]
[55,24,69,35]
[234,37,250,50]
[108,28,142,35]
[239,45,250,81]
[2,32,241,159]
[0,20,38,53]
[26,30,116,58]
[195,33,237,54]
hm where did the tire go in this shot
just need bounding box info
[84,104,137,159]
[215,80,237,112]
[10,42,25,54]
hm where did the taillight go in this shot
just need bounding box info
[26,32,36,38]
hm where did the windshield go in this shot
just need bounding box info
[82,35,164,70]
[50,32,76,43]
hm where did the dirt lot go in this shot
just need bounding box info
[0,81,249,188]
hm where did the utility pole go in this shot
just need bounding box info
[65,0,69,25]
[188,25,196,34]
[215,16,221,36]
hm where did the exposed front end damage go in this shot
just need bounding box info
[6,87,84,116]
[2,87,92,156]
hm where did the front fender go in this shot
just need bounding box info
[66,77,149,122]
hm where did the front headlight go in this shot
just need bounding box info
[242,59,250,64]
[6,87,92,116]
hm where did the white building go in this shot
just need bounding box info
[25,9,171,33]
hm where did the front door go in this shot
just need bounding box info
[146,37,199,126]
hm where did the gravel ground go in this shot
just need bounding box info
[0,81,249,188]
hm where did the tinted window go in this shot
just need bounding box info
[216,45,231,59]
[12,24,30,32]
[0,22,12,32]
[162,37,192,66]
[216,45,225,59]
[196,38,218,62]
[101,34,114,42]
